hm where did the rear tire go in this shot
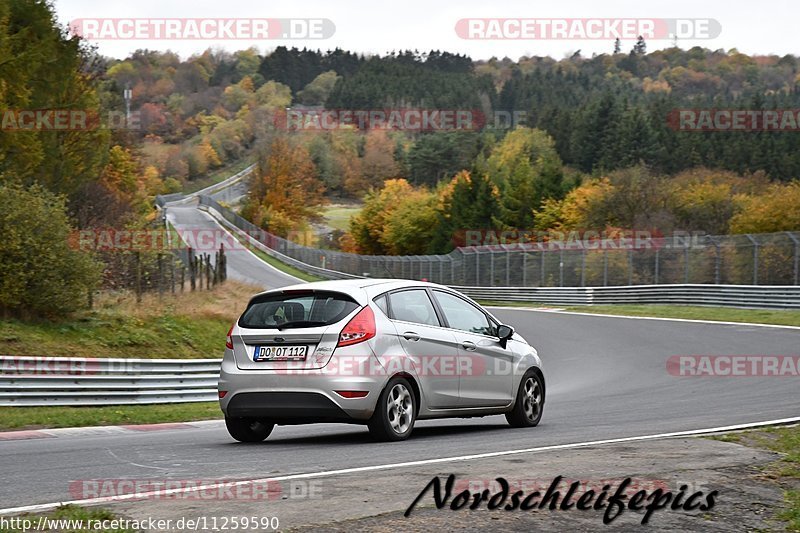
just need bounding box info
[368,377,416,441]
[506,371,544,428]
[225,417,274,442]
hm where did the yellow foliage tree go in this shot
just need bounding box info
[729,181,800,234]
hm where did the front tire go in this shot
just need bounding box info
[225,417,274,442]
[368,377,416,441]
[506,371,544,428]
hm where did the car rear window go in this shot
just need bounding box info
[238,291,359,329]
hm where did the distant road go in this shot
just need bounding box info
[165,202,300,290]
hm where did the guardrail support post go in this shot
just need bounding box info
[628,250,633,285]
[787,232,799,285]
[541,250,545,286]
[684,246,690,283]
[579,249,586,287]
[654,248,660,284]
[708,236,721,284]
[522,250,527,287]
[489,250,495,287]
[505,249,510,287]
[745,234,759,285]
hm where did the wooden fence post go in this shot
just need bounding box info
[157,253,164,298]
[189,247,196,291]
[135,252,142,303]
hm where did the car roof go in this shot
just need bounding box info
[250,278,449,303]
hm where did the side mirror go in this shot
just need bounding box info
[496,324,514,349]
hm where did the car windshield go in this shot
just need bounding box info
[238,291,359,329]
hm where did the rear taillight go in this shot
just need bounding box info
[225,324,234,350]
[337,306,376,347]
[335,390,369,398]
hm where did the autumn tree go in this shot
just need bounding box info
[242,137,325,237]
[487,128,564,229]
[348,179,415,254]
[0,0,109,195]
[730,181,800,233]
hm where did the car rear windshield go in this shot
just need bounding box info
[238,290,360,329]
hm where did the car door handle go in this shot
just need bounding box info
[461,340,477,351]
[403,332,421,341]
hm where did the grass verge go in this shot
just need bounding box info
[227,230,325,282]
[0,281,259,359]
[0,504,137,533]
[711,425,800,531]
[479,301,800,327]
[0,402,221,431]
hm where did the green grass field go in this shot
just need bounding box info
[321,203,362,232]
[0,402,221,431]
[0,281,258,359]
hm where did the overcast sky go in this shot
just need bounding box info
[54,0,798,61]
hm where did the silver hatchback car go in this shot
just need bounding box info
[218,279,544,442]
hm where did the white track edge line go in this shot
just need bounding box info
[488,306,800,330]
[3,415,799,516]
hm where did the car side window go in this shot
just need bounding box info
[388,289,440,327]
[373,294,389,316]
[433,290,495,336]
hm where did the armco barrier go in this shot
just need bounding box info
[0,356,220,406]
[155,163,256,208]
[200,196,800,309]
[454,284,800,309]
[199,200,361,281]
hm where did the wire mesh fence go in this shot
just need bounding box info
[198,196,800,287]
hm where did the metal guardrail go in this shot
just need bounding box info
[0,356,220,406]
[155,164,256,208]
[4,285,798,408]
[200,195,800,309]
[197,195,800,288]
[456,284,800,309]
[199,201,361,281]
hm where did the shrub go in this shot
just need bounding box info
[0,183,101,319]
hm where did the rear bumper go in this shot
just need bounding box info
[225,392,355,423]
[218,354,384,423]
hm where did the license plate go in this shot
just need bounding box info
[253,345,308,361]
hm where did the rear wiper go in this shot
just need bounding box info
[276,320,327,331]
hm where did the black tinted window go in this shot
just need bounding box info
[239,291,358,328]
